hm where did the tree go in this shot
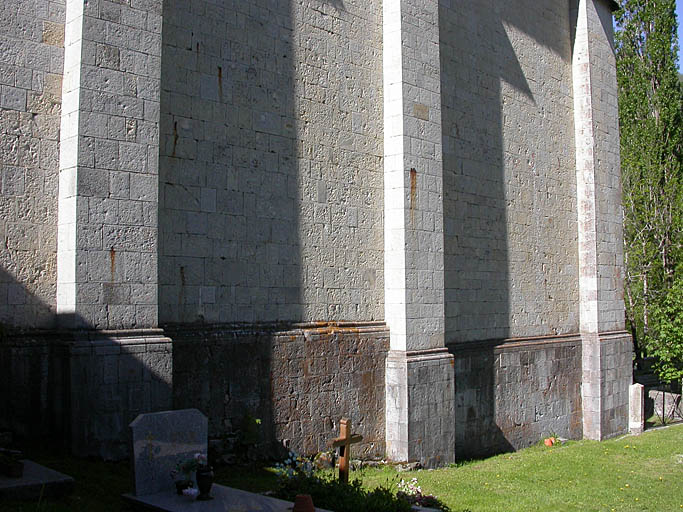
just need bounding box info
[615,0,683,382]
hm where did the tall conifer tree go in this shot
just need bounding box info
[615,0,683,382]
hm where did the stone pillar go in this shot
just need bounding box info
[383,0,454,467]
[629,383,644,435]
[56,0,169,458]
[571,0,633,440]
[58,0,163,329]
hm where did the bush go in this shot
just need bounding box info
[646,277,683,383]
[274,472,412,512]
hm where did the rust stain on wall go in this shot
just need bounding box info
[409,168,417,224]
[109,247,116,281]
[218,66,223,101]
[179,266,185,306]
[172,121,178,157]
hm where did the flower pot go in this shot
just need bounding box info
[195,466,214,501]
[292,494,315,512]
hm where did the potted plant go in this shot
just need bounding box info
[171,453,213,500]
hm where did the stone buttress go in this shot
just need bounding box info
[571,0,632,440]
[383,0,455,467]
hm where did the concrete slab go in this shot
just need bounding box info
[123,484,332,511]
[0,460,74,500]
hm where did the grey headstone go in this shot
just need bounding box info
[130,409,207,496]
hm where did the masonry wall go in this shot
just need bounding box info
[0,0,64,329]
[170,322,388,459]
[449,335,583,459]
[158,0,384,325]
[0,329,173,460]
[440,1,579,343]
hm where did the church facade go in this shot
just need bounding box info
[0,0,632,464]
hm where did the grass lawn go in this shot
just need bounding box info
[2,423,681,511]
[354,424,683,512]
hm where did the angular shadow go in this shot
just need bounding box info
[157,0,299,456]
[0,266,173,460]
[158,0,301,326]
[441,1,580,457]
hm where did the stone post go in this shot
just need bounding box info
[629,383,645,435]
[58,0,163,329]
[571,0,633,440]
[383,0,454,467]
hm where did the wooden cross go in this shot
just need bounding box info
[331,418,362,483]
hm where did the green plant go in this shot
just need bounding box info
[275,472,412,512]
[272,450,412,512]
[646,276,683,382]
[170,453,208,480]
[616,0,683,361]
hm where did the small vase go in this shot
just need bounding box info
[195,466,214,501]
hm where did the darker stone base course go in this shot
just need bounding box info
[167,322,389,460]
[406,349,455,468]
[598,332,632,438]
[0,329,173,460]
[448,334,583,460]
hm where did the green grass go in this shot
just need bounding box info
[357,424,683,512]
[3,424,682,511]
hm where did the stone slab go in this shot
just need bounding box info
[123,484,333,511]
[130,409,208,496]
[0,460,74,500]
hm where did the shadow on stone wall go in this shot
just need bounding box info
[157,0,302,325]
[440,2,578,458]
[0,267,172,460]
[155,0,301,463]
[169,322,389,461]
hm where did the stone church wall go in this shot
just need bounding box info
[0,0,64,329]
[0,0,631,462]
[448,335,583,459]
[441,1,579,344]
[170,322,388,459]
[157,0,384,325]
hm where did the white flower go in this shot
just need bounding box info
[182,487,199,497]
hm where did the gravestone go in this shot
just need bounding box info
[130,408,207,496]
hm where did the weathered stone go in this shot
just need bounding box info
[0,0,631,466]
[449,335,583,460]
[130,408,207,497]
[170,322,388,460]
[42,22,64,47]
[629,383,645,435]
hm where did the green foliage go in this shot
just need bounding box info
[615,0,683,373]
[646,276,683,381]
[274,472,413,512]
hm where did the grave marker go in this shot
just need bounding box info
[331,418,362,483]
[129,409,207,496]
